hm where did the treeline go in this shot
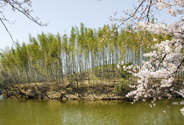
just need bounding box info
[0,23,171,85]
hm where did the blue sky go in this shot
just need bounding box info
[0,0,180,49]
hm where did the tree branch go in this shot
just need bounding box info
[0,18,14,45]
[146,0,152,22]
[173,58,184,74]
[4,0,44,26]
[117,0,146,28]
[156,53,167,70]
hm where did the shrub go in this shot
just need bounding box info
[89,74,98,81]
[113,78,132,94]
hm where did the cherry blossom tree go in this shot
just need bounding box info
[0,0,47,43]
[111,0,184,107]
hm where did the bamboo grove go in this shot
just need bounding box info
[0,23,171,86]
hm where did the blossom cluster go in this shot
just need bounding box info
[117,61,140,74]
[111,1,184,107]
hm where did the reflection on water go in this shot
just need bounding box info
[0,98,184,125]
[0,95,3,99]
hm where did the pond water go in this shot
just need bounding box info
[0,95,184,125]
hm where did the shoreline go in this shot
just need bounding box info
[0,80,183,101]
[0,83,127,101]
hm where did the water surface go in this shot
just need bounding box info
[0,96,184,125]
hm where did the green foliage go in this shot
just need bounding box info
[113,79,132,93]
[0,22,172,85]
[89,74,98,81]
